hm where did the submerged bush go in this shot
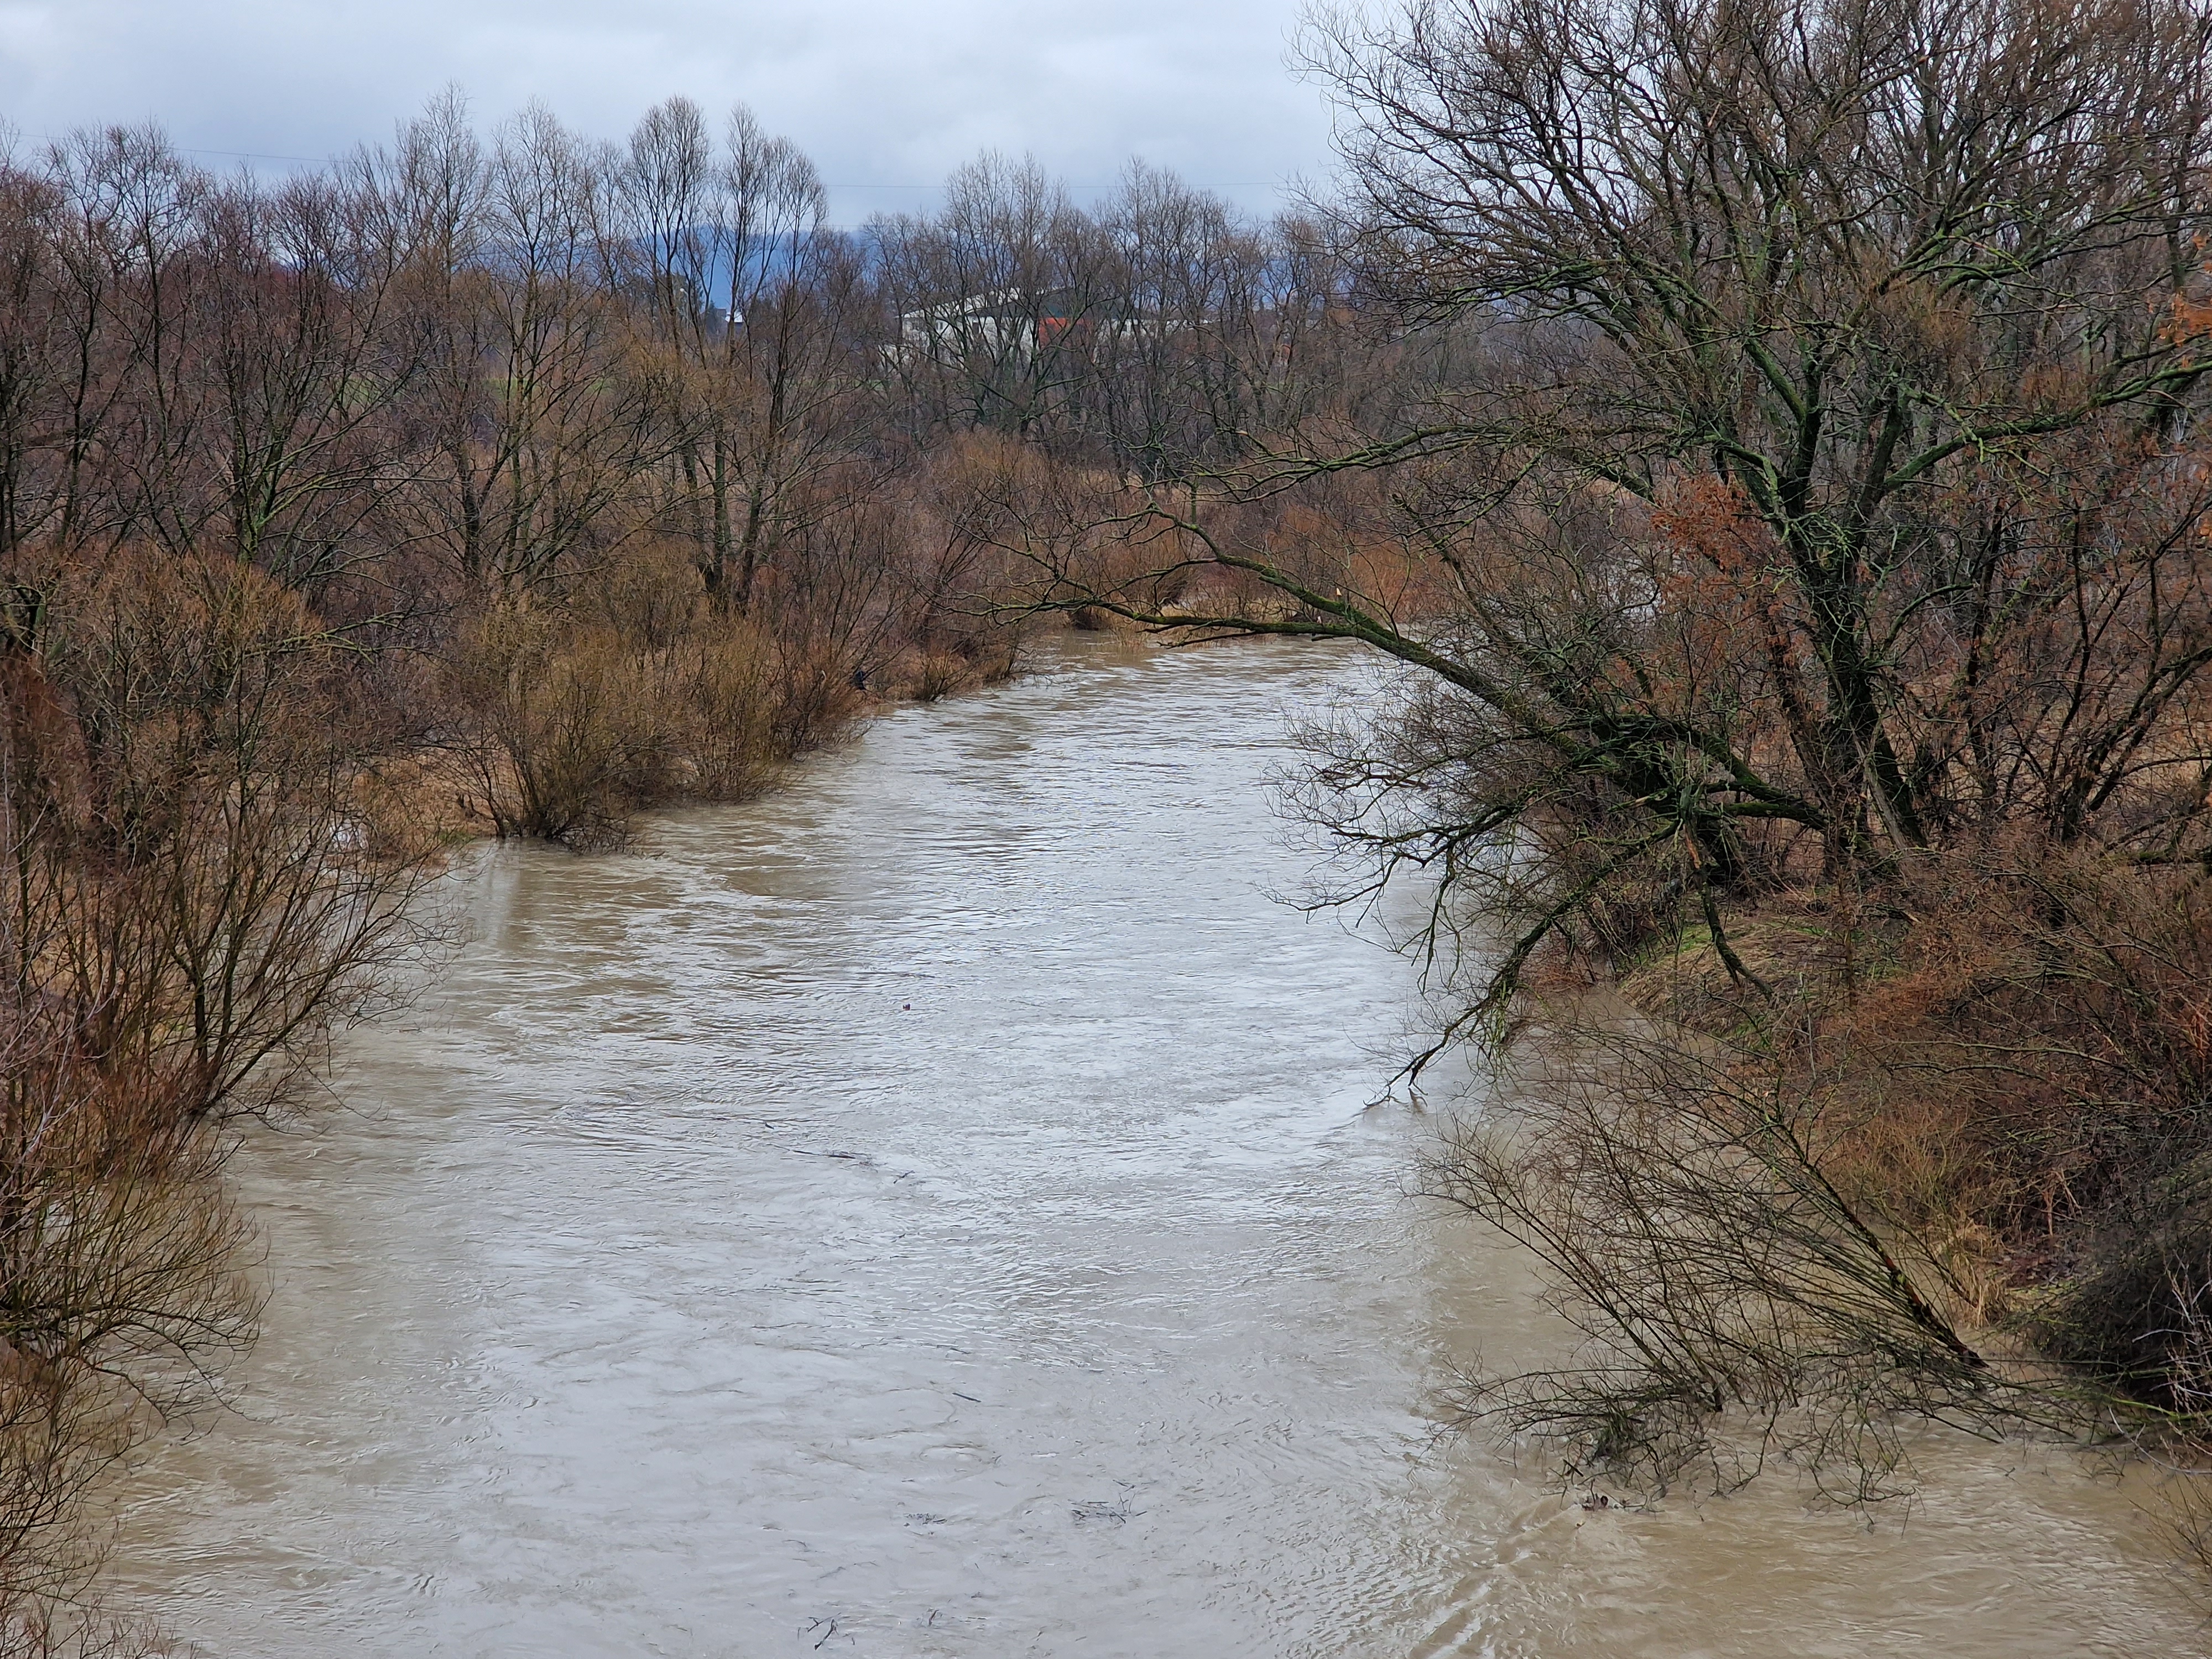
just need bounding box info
[0,549,442,1648]
[448,550,799,848]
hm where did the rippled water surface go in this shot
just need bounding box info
[115,638,2204,1655]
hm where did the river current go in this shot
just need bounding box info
[114,637,2203,1655]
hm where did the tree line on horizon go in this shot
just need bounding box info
[14,0,2212,1642]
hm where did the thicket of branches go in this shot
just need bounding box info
[984,0,2212,1530]
[17,0,2212,1627]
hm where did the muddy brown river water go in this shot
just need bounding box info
[113,637,2205,1655]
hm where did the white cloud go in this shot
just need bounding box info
[0,0,1342,222]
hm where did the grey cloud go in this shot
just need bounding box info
[0,0,1341,221]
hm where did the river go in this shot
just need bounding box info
[112,636,2203,1656]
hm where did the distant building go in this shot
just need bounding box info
[894,286,1182,366]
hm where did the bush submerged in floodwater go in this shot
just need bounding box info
[1,551,445,1652]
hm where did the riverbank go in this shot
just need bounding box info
[106,640,2203,1658]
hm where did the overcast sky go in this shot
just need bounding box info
[0,0,1343,223]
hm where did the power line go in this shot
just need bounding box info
[176,145,332,164]
[12,133,1290,190]
[825,182,1288,194]
[14,131,333,164]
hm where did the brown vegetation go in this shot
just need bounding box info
[17,0,2212,1624]
[0,84,1383,1642]
[1,555,429,1649]
[994,0,2212,1547]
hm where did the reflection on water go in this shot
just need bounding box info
[113,637,2202,1655]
